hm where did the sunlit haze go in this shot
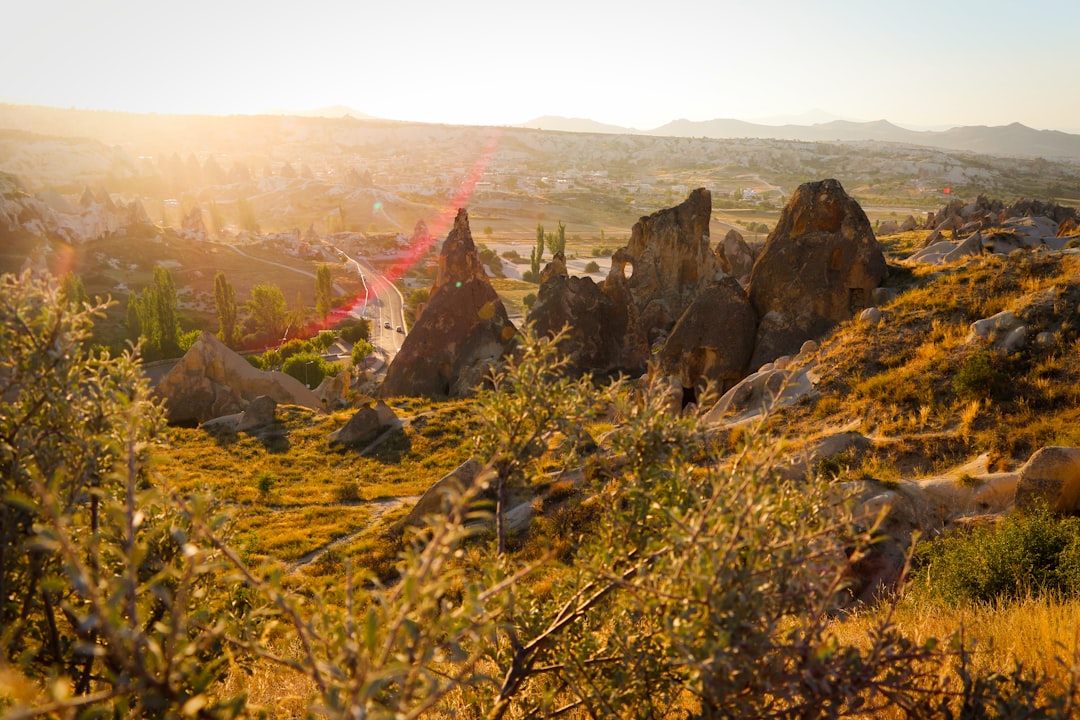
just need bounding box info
[4,0,1080,131]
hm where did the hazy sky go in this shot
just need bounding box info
[4,0,1079,131]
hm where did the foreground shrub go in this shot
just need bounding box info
[915,509,1080,605]
[5,280,1079,718]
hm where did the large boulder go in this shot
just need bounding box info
[314,368,352,410]
[404,459,485,528]
[237,395,277,431]
[747,179,887,368]
[619,188,720,345]
[380,209,517,397]
[717,228,755,281]
[657,277,757,396]
[527,251,646,375]
[1014,446,1080,514]
[155,332,320,424]
[329,401,399,446]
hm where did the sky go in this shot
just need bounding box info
[3,0,1080,132]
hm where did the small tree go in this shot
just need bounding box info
[315,263,334,320]
[213,271,237,347]
[530,222,545,281]
[245,282,288,343]
[351,338,375,367]
[134,265,181,359]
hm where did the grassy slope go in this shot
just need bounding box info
[157,398,480,591]
[766,243,1080,476]
[154,238,1080,697]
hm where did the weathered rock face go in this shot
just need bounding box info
[527,252,646,375]
[155,332,320,424]
[314,369,352,410]
[405,459,484,528]
[1014,446,1080,514]
[747,179,887,368]
[621,188,719,345]
[381,209,517,397]
[657,277,757,396]
[717,228,755,281]
[329,400,399,446]
[237,395,277,431]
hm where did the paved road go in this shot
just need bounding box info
[334,248,409,373]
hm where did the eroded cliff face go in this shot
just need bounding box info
[621,187,719,345]
[380,208,516,398]
[747,178,887,368]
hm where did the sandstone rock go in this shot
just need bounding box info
[942,231,984,263]
[702,360,817,426]
[899,215,918,232]
[404,459,485,528]
[155,332,320,424]
[877,220,900,235]
[967,310,1020,343]
[717,228,754,280]
[528,251,646,375]
[314,369,352,410]
[1001,325,1028,353]
[776,431,871,482]
[1015,446,1080,513]
[909,240,957,265]
[619,188,719,345]
[872,287,897,305]
[381,209,517,397]
[656,277,757,397]
[859,307,882,325]
[329,401,398,445]
[237,395,277,431]
[747,179,887,368]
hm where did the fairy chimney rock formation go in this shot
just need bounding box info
[747,179,887,368]
[528,251,644,375]
[380,209,516,397]
[622,188,719,345]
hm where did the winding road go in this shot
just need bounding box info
[333,247,409,372]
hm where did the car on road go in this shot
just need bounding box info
[383,321,391,329]
[396,326,404,333]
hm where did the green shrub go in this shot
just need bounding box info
[351,338,375,367]
[584,260,600,273]
[282,351,328,388]
[915,508,1080,605]
[279,338,313,361]
[953,350,1008,401]
[337,317,371,343]
[314,329,337,351]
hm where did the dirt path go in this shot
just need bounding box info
[287,495,419,573]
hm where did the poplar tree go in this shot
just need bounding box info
[315,263,333,320]
[214,271,237,347]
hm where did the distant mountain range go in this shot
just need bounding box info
[520,116,1080,160]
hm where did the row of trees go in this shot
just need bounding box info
[129,263,340,358]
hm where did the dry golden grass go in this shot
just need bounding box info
[773,251,1080,475]
[154,398,480,590]
[833,595,1080,701]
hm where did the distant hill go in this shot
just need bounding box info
[518,113,1080,160]
[519,116,639,135]
[267,105,373,119]
[647,118,1080,160]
